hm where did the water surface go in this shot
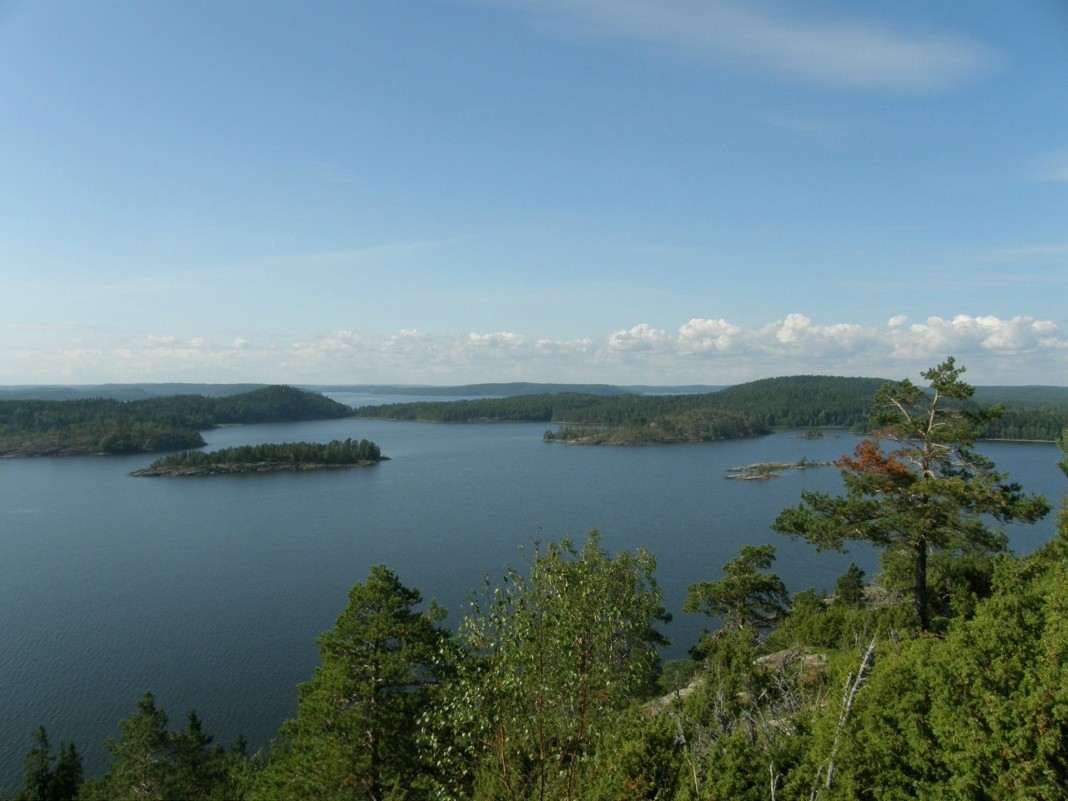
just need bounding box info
[0,415,1060,789]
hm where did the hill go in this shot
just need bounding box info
[0,383,269,401]
[0,385,352,457]
[355,375,1068,442]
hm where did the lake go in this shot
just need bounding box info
[0,400,1062,789]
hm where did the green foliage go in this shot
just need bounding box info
[356,376,890,433]
[1058,427,1068,480]
[706,375,888,429]
[545,409,765,444]
[578,712,682,801]
[253,566,448,801]
[774,357,1050,629]
[769,589,914,652]
[684,545,788,631]
[13,726,81,801]
[822,550,1068,800]
[425,532,669,801]
[833,564,865,608]
[0,386,352,457]
[355,377,1068,441]
[80,692,243,801]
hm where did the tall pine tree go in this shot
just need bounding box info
[774,357,1049,629]
[254,565,448,801]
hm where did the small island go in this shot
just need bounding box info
[131,438,386,477]
[725,457,828,479]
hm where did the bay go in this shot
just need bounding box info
[0,411,1062,790]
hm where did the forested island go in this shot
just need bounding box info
[8,359,1068,801]
[0,386,353,457]
[131,438,385,476]
[356,374,1068,443]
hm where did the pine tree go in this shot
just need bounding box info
[774,357,1050,629]
[254,565,448,801]
[684,544,789,631]
[14,726,82,801]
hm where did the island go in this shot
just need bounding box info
[131,438,386,476]
[725,457,830,479]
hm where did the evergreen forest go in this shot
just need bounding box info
[0,386,353,457]
[6,360,1068,800]
[356,375,1068,443]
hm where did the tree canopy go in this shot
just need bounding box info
[773,357,1051,629]
[0,386,353,457]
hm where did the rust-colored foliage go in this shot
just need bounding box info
[836,439,913,491]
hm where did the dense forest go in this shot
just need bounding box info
[0,386,353,457]
[132,438,385,476]
[544,408,766,444]
[355,374,1068,442]
[6,359,1068,800]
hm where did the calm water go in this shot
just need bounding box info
[0,405,1062,789]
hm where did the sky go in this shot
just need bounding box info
[2,0,1067,387]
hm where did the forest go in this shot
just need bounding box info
[0,386,353,457]
[543,408,766,444]
[356,375,1068,443]
[6,358,1068,801]
[131,438,385,476]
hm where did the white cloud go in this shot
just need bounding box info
[607,323,669,351]
[2,315,1065,386]
[891,315,1063,360]
[677,318,742,353]
[481,0,996,93]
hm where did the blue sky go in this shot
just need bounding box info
[2,0,1066,385]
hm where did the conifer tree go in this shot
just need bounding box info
[684,544,788,631]
[774,357,1050,629]
[254,565,448,801]
[14,726,81,801]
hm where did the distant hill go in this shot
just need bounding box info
[308,382,636,397]
[0,385,352,457]
[354,374,1068,442]
[703,375,890,428]
[0,383,268,401]
[972,385,1068,408]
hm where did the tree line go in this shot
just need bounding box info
[357,374,1068,442]
[544,408,767,444]
[6,358,1068,800]
[0,386,354,456]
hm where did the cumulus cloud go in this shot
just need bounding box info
[607,323,670,351]
[2,315,1065,386]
